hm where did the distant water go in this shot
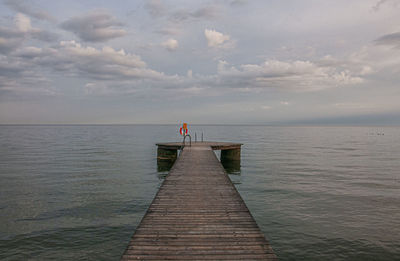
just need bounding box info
[1,125,399,260]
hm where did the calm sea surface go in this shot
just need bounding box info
[0,125,399,260]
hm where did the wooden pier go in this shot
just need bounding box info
[121,142,277,260]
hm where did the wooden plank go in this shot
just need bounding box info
[121,253,278,261]
[121,144,277,260]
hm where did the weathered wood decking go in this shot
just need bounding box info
[121,143,277,260]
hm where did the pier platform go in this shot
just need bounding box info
[121,142,277,260]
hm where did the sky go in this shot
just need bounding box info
[0,0,400,125]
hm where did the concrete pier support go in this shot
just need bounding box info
[157,160,175,172]
[156,142,242,173]
[221,158,241,173]
[157,148,177,172]
[157,148,177,162]
[220,148,241,173]
[220,148,241,162]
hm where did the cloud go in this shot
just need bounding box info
[84,82,110,95]
[204,29,231,48]
[60,11,127,42]
[52,41,163,79]
[31,30,58,42]
[333,102,375,110]
[145,0,166,17]
[0,24,25,53]
[375,32,400,48]
[161,38,178,51]
[0,54,55,97]
[14,46,44,58]
[0,40,180,97]
[0,13,57,54]
[230,0,248,6]
[191,6,218,19]
[14,12,32,32]
[216,59,364,91]
[145,1,219,22]
[345,42,400,76]
[4,0,56,22]
[372,0,388,11]
[155,27,181,36]
[0,37,21,54]
[372,0,400,11]
[39,41,179,86]
[14,13,58,42]
[261,105,271,110]
[64,49,372,96]
[2,40,398,100]
[171,6,218,22]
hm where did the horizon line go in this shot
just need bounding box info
[1,123,399,127]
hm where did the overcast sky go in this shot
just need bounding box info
[1,0,400,124]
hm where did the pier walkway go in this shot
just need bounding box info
[121,143,277,260]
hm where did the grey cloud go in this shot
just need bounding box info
[31,30,58,42]
[0,60,24,76]
[145,0,166,17]
[32,41,174,82]
[372,0,390,11]
[230,0,248,6]
[6,41,367,97]
[145,0,218,21]
[0,38,382,100]
[0,26,25,37]
[170,5,218,22]
[60,11,127,42]
[144,1,219,27]
[372,0,400,11]
[375,32,400,48]
[14,46,43,59]
[154,27,180,36]
[0,56,54,98]
[214,60,364,91]
[0,37,23,54]
[0,21,58,54]
[192,6,218,19]
[372,0,388,11]
[0,40,177,98]
[4,0,56,22]
[0,26,24,54]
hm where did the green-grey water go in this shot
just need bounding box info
[0,125,399,260]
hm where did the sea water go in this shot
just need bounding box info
[0,125,399,260]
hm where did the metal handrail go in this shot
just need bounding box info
[182,134,192,148]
